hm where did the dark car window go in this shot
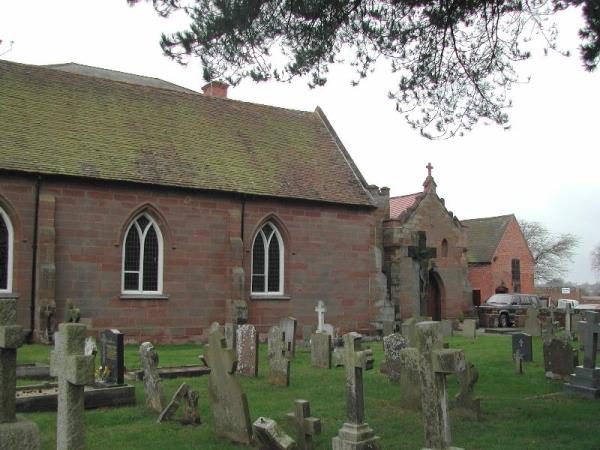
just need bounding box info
[486,294,512,305]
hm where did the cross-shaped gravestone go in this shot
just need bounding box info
[565,311,600,399]
[407,231,437,316]
[267,325,290,386]
[426,162,434,177]
[315,301,327,333]
[206,326,252,444]
[286,399,321,450]
[50,323,95,450]
[0,299,40,449]
[414,321,465,450]
[332,332,381,450]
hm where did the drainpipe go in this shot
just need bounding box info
[28,175,41,342]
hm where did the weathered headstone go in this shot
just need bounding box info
[402,317,419,347]
[286,399,321,450]
[50,323,95,450]
[253,417,297,450]
[268,325,290,386]
[512,332,533,362]
[206,327,252,444]
[232,299,248,324]
[544,337,578,380]
[301,325,313,347]
[440,320,453,338]
[380,333,408,384]
[413,322,465,450]
[139,341,166,413]
[100,329,124,385]
[332,332,381,450]
[322,323,335,340]
[224,323,236,349]
[157,382,201,425]
[310,332,332,369]
[0,298,40,450]
[399,347,422,410]
[236,324,259,377]
[454,361,481,420]
[524,308,541,337]
[461,319,476,340]
[280,317,298,358]
[564,311,600,399]
[315,301,327,333]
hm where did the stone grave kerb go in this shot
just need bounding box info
[315,301,327,333]
[286,399,321,450]
[415,321,465,450]
[50,323,95,450]
[206,327,252,444]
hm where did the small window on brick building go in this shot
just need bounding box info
[511,258,521,293]
[122,213,163,294]
[441,239,448,257]
[0,207,13,293]
[251,222,284,295]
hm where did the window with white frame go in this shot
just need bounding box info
[0,207,13,293]
[122,213,163,294]
[251,222,284,295]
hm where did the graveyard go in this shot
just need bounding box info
[12,332,600,450]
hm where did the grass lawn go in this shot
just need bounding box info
[16,334,600,450]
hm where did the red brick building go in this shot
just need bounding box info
[0,60,389,343]
[384,167,471,321]
[463,215,534,305]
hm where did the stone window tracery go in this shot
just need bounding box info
[0,207,13,292]
[251,222,284,295]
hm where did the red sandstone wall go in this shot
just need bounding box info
[0,175,377,342]
[468,264,495,303]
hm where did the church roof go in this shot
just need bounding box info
[0,60,374,207]
[462,214,515,263]
[389,192,422,218]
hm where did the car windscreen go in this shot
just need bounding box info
[486,295,512,305]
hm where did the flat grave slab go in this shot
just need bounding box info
[16,363,51,380]
[126,364,210,381]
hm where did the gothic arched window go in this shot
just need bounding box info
[251,222,284,295]
[0,207,13,293]
[441,239,448,257]
[122,213,163,294]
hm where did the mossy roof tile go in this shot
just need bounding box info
[0,60,373,207]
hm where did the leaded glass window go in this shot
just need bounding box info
[122,214,163,294]
[0,208,13,292]
[251,222,283,294]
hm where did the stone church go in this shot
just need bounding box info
[383,166,472,321]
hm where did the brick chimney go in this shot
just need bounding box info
[201,81,229,98]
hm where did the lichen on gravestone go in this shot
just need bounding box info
[139,341,165,413]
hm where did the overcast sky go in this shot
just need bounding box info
[2,1,599,283]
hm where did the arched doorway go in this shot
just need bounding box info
[426,270,444,321]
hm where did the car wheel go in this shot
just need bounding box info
[499,314,509,328]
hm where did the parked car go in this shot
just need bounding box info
[477,293,541,328]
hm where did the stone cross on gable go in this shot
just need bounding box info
[414,321,465,450]
[332,332,380,450]
[579,311,600,369]
[50,323,95,450]
[205,326,252,445]
[0,298,40,449]
[315,301,326,333]
[426,162,434,177]
[408,231,437,316]
[286,399,321,450]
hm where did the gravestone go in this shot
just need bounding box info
[399,348,422,410]
[139,342,166,413]
[440,320,453,338]
[268,325,290,386]
[564,303,573,338]
[157,383,201,425]
[84,336,97,357]
[50,323,95,450]
[280,317,298,358]
[544,337,578,380]
[206,326,252,444]
[461,319,476,339]
[310,332,332,369]
[334,346,374,369]
[514,350,524,374]
[512,332,533,362]
[315,301,327,333]
[412,322,465,450]
[541,319,555,341]
[100,329,124,385]
[253,417,297,450]
[286,399,321,450]
[564,311,600,399]
[232,300,248,324]
[380,333,408,384]
[524,308,541,337]
[224,323,236,349]
[454,361,481,420]
[236,324,259,377]
[322,323,335,340]
[401,316,430,347]
[0,298,40,450]
[332,332,381,450]
[301,325,313,347]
